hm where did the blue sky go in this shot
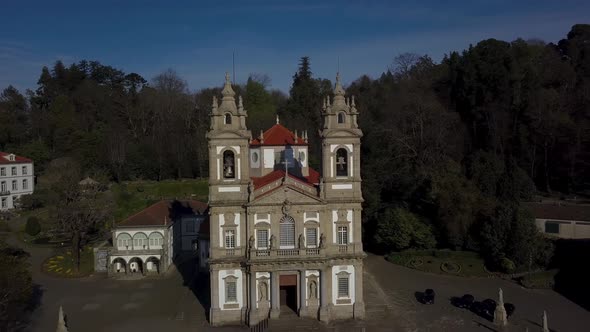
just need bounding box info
[1,0,589,94]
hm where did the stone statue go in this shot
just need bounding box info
[259,281,268,301]
[281,199,291,216]
[319,233,326,249]
[249,235,255,250]
[298,234,305,249]
[269,234,276,250]
[309,281,317,299]
[318,177,324,197]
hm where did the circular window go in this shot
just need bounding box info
[252,152,259,163]
[299,151,306,163]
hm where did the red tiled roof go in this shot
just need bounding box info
[0,152,32,165]
[251,168,320,190]
[251,124,307,146]
[523,202,590,222]
[119,199,208,227]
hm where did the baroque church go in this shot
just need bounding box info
[207,72,365,326]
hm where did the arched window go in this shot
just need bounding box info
[148,232,164,248]
[133,233,148,249]
[117,233,132,250]
[224,113,232,124]
[336,148,348,177]
[337,112,346,124]
[223,150,235,179]
[279,216,295,248]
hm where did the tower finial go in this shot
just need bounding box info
[260,129,264,144]
[225,72,231,84]
[238,95,244,112]
[351,95,356,107]
[276,114,280,124]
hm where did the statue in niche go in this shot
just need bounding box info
[298,234,305,249]
[319,233,326,249]
[269,234,276,250]
[223,151,235,178]
[248,235,255,250]
[259,281,268,301]
[309,280,317,299]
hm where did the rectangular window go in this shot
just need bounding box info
[22,179,28,190]
[185,220,195,233]
[0,182,6,192]
[306,228,317,248]
[257,229,268,249]
[545,222,560,234]
[280,220,295,247]
[1,198,6,208]
[0,168,5,176]
[225,230,236,248]
[22,166,27,175]
[338,276,349,298]
[337,226,348,245]
[11,167,16,176]
[11,180,17,191]
[226,280,237,302]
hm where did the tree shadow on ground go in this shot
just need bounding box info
[174,257,210,322]
[552,239,590,311]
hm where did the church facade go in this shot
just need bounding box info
[207,73,365,326]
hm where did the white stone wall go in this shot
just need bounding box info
[0,162,34,210]
[536,218,590,239]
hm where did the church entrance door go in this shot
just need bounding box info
[279,274,298,314]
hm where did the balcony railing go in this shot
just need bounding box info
[0,190,10,196]
[210,244,361,260]
[110,248,164,256]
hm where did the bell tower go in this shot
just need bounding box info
[207,72,251,204]
[320,73,363,200]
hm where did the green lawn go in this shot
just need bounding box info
[111,179,208,222]
[386,250,491,277]
[518,269,558,289]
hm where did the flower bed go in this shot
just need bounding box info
[386,250,490,277]
[42,247,94,278]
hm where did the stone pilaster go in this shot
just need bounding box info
[298,270,308,317]
[248,272,259,326]
[353,262,365,319]
[270,271,280,319]
[319,267,332,323]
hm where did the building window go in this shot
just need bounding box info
[1,198,6,208]
[280,216,295,248]
[225,280,237,302]
[338,112,346,124]
[225,230,236,248]
[148,232,164,247]
[11,180,17,191]
[306,228,317,248]
[545,222,560,234]
[337,226,348,245]
[0,181,6,192]
[338,275,349,298]
[224,113,232,125]
[22,179,28,190]
[11,167,16,176]
[133,233,148,249]
[0,168,5,176]
[336,148,348,177]
[185,220,195,233]
[257,229,269,249]
[223,150,235,179]
[22,166,27,175]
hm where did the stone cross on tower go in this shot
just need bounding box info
[282,158,290,179]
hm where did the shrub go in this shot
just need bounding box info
[500,257,516,273]
[519,270,557,289]
[25,217,41,236]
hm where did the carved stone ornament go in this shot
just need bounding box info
[281,199,291,216]
[337,209,348,222]
[224,213,235,225]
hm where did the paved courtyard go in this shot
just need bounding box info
[8,233,589,332]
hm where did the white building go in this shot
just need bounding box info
[524,201,590,239]
[108,199,209,277]
[0,152,34,211]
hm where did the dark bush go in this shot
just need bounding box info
[25,217,41,236]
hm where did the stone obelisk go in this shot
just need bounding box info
[56,306,69,332]
[493,288,507,327]
[542,310,549,332]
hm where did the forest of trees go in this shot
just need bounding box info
[1,25,588,271]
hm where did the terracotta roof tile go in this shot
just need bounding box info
[251,124,306,146]
[523,202,590,222]
[119,199,208,227]
[0,152,32,165]
[251,168,320,190]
